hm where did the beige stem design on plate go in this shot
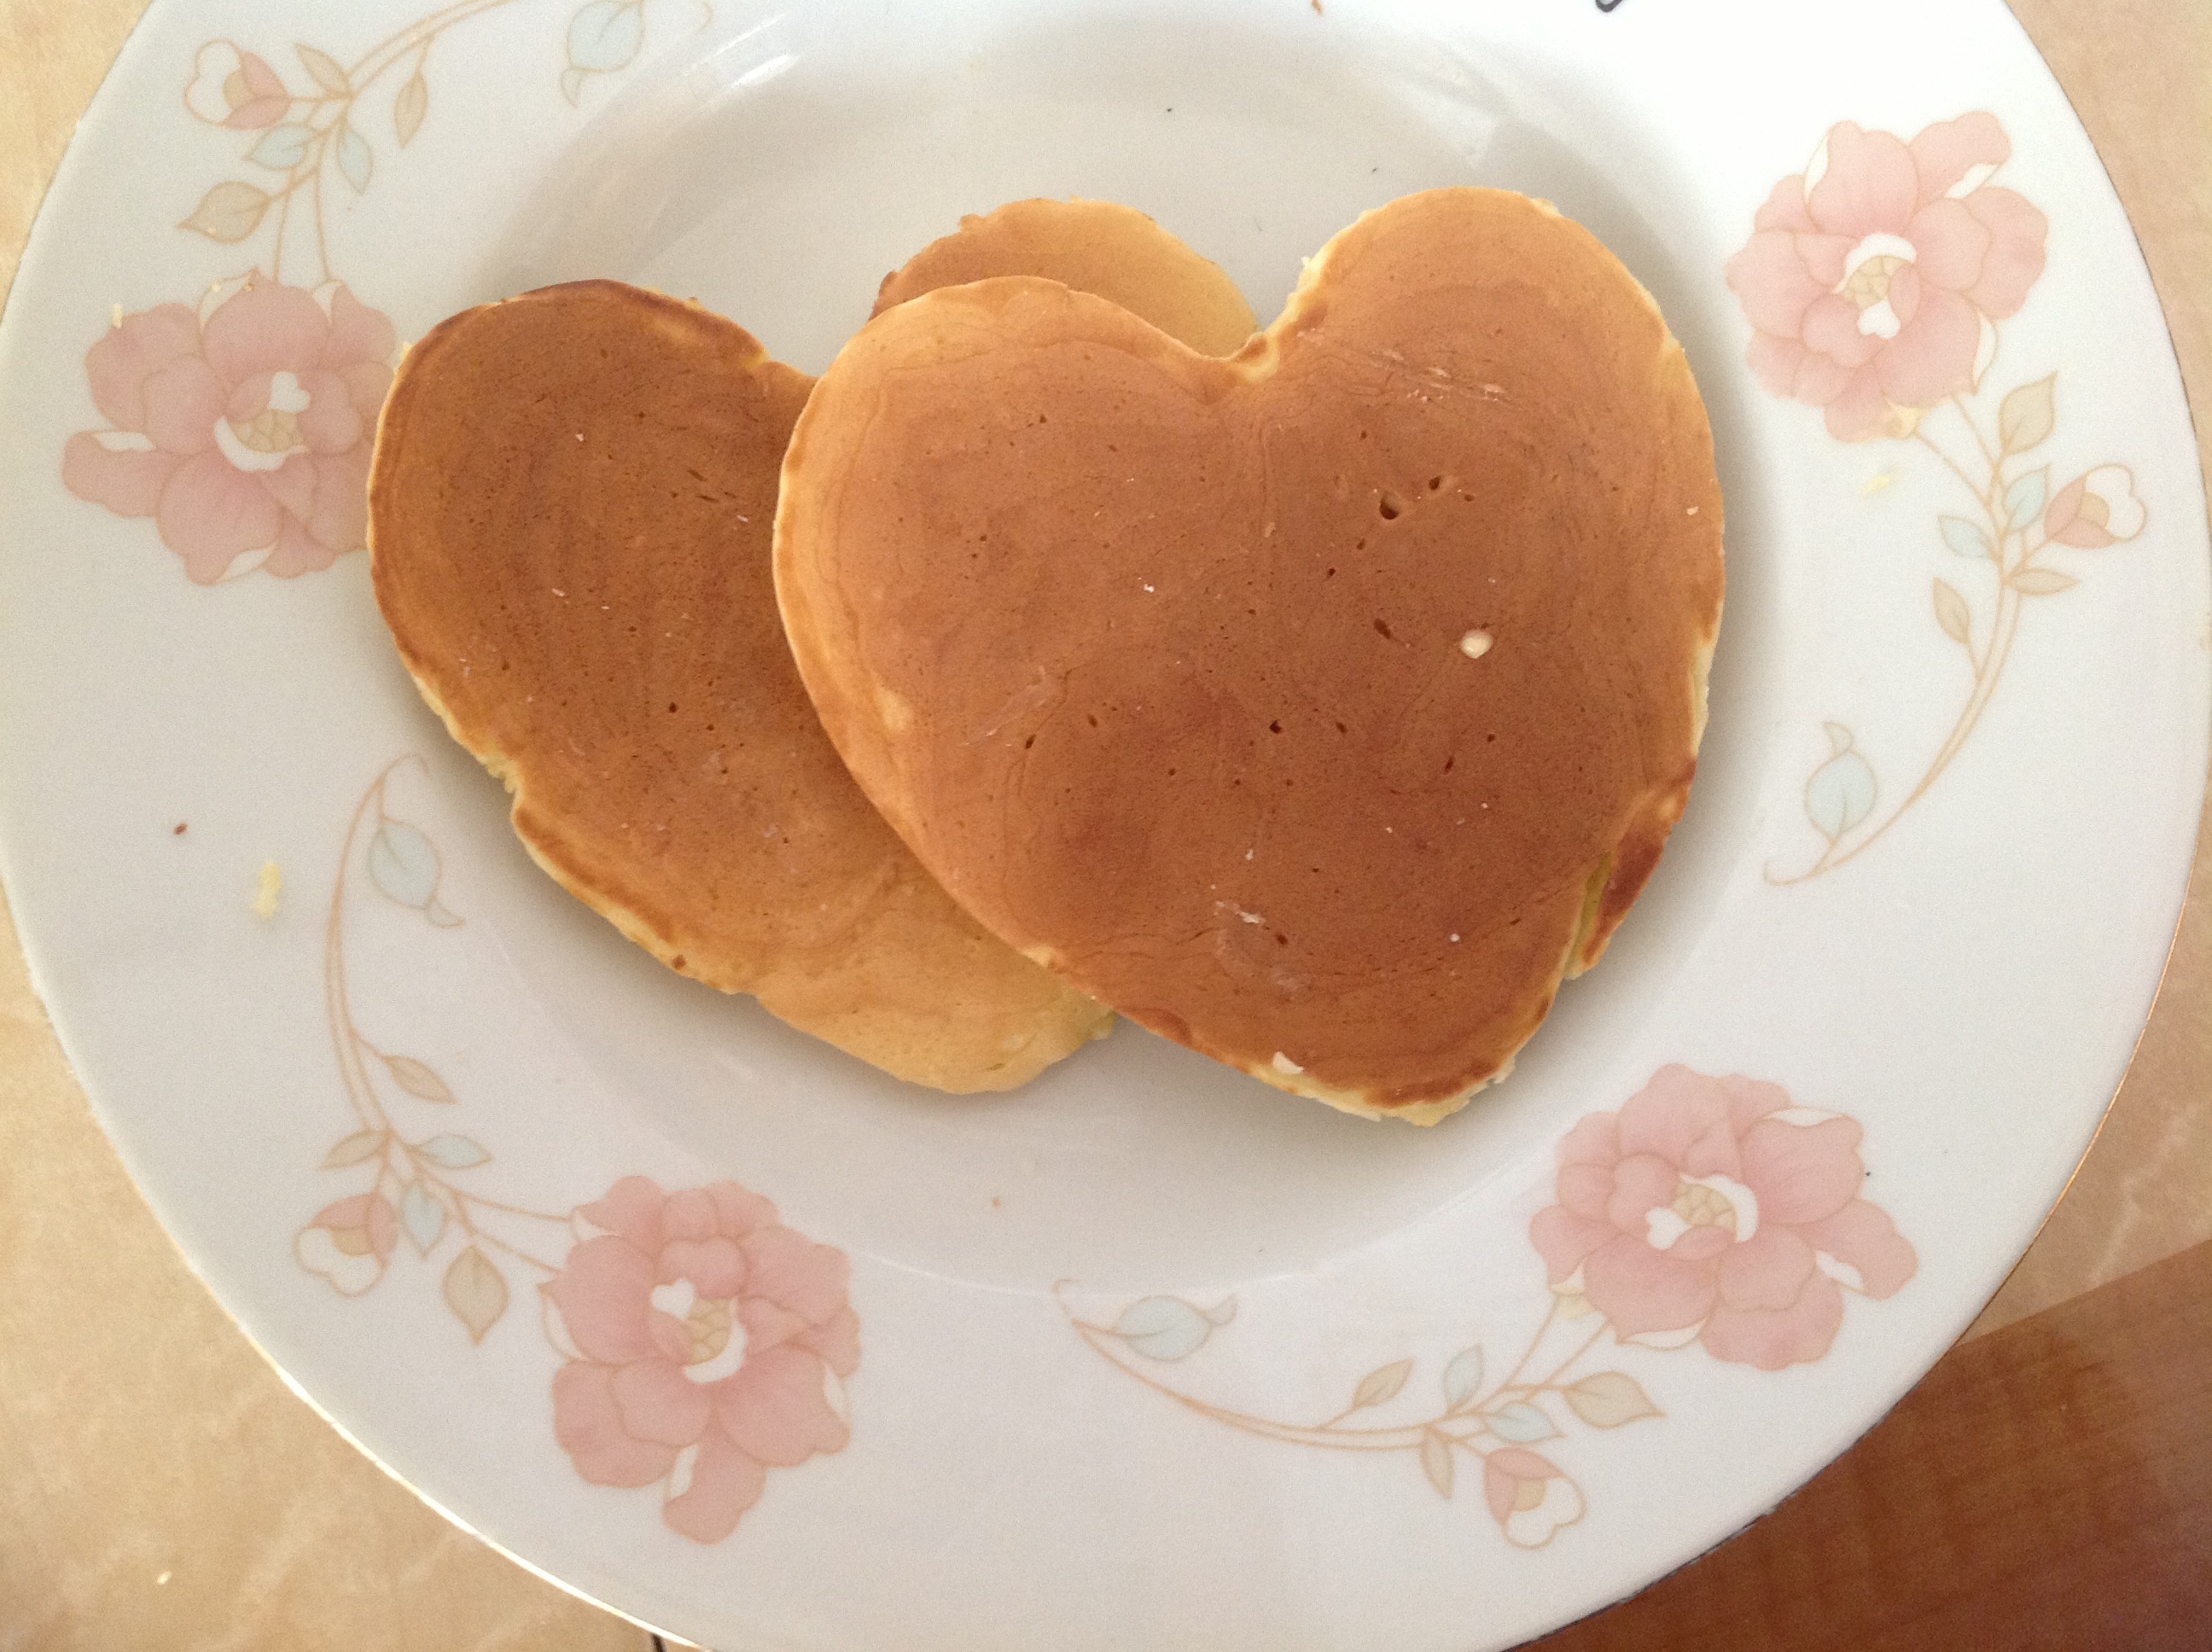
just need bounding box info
[1772,379,2125,886]
[187,0,686,285]
[1057,1283,1656,1546]
[319,759,569,1291]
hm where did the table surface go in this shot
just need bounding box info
[2,1,2206,1647]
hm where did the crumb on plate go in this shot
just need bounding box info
[253,860,282,919]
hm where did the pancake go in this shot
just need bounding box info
[368,207,1253,1091]
[875,198,1255,355]
[775,187,1725,1121]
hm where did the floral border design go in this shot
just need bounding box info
[296,759,857,1544]
[61,2,702,585]
[1726,113,2147,881]
[174,0,708,284]
[1064,1066,1916,1548]
[75,52,2040,1567]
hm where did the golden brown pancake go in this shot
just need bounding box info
[369,284,1096,1089]
[876,199,1255,355]
[776,187,1725,1121]
[368,205,1251,1091]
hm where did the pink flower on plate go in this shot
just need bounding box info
[2044,465,2147,549]
[183,41,289,129]
[1726,113,2047,440]
[62,277,394,584]
[294,1192,399,1296]
[1482,1448,1584,1549]
[543,1176,860,1544]
[1530,1066,1917,1371]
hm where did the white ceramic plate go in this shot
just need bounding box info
[2,0,2203,1646]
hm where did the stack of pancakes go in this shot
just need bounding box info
[370,189,1723,1121]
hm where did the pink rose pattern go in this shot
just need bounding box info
[1072,1066,1913,1550]
[317,779,1912,1556]
[71,15,690,586]
[544,1178,861,1543]
[1530,1067,1917,1370]
[182,42,289,130]
[1732,113,2148,883]
[1483,1449,1586,1550]
[294,1191,399,1297]
[1726,112,2047,441]
[63,278,393,583]
[306,769,858,1547]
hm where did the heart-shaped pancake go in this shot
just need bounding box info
[776,187,1724,1120]
[368,204,1254,1091]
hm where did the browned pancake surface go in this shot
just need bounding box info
[777,188,1725,1120]
[876,198,1255,355]
[369,282,1110,1091]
